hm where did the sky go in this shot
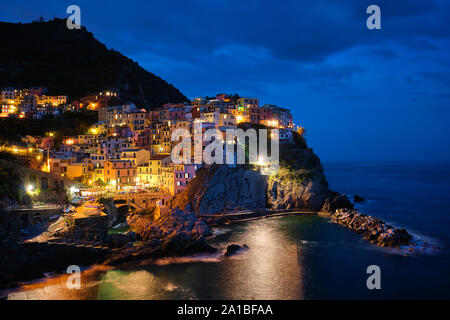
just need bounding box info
[1,0,450,161]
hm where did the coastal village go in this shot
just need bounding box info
[0,86,418,293]
[0,87,295,198]
[0,85,415,281]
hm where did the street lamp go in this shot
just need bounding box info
[26,184,34,194]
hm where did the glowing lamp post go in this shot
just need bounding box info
[26,184,34,194]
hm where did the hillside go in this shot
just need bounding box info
[0,18,188,108]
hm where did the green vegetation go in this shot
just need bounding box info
[0,162,31,204]
[94,179,108,188]
[271,166,315,185]
[107,226,130,235]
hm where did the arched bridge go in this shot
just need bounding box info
[112,192,171,211]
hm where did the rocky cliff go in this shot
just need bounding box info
[170,165,268,214]
[170,131,351,214]
[0,19,188,108]
[267,144,330,211]
[105,208,216,265]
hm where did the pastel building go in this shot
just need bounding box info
[120,148,150,166]
[104,160,137,190]
[174,164,197,194]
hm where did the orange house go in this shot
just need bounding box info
[104,160,137,190]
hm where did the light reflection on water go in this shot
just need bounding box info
[6,218,305,300]
[6,161,450,300]
[5,215,450,300]
[217,220,303,299]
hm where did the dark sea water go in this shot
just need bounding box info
[5,161,450,300]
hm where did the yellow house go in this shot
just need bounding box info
[136,155,172,190]
[161,166,174,195]
[137,164,152,186]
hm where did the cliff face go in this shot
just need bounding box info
[0,19,188,108]
[171,132,343,214]
[171,165,268,214]
[267,142,330,211]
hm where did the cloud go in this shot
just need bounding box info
[1,0,450,160]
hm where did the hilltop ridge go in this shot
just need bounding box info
[0,18,188,108]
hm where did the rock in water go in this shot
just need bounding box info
[354,194,365,202]
[321,192,354,213]
[224,244,249,257]
[330,209,412,248]
[127,207,214,253]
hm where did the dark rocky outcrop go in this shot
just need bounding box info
[0,19,188,108]
[267,138,331,211]
[171,131,342,213]
[105,208,217,265]
[267,167,328,211]
[127,207,213,241]
[224,244,249,257]
[330,209,412,248]
[321,192,354,213]
[170,165,268,214]
[96,197,123,228]
[354,194,365,202]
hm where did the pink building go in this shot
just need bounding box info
[174,164,197,194]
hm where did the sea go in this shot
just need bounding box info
[4,161,450,300]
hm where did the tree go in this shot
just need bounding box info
[94,179,107,188]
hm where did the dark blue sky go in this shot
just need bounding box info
[2,0,449,161]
